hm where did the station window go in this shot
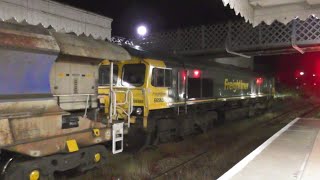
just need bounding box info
[122,64,146,87]
[99,65,118,85]
[152,68,172,87]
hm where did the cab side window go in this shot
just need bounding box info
[99,65,118,85]
[152,68,172,87]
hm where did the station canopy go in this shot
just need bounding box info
[0,0,112,40]
[222,0,320,26]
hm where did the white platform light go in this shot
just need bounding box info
[137,25,147,37]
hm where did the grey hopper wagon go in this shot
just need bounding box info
[0,21,131,179]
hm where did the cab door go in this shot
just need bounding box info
[177,69,187,102]
[149,67,173,110]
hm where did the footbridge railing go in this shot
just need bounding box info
[128,16,320,57]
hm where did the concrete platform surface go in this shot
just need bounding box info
[218,118,320,180]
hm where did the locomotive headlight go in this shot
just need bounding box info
[132,107,144,116]
[135,107,143,115]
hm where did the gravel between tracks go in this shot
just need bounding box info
[63,98,320,180]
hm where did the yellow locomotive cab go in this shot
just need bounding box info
[98,58,173,128]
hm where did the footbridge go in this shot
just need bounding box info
[131,17,320,57]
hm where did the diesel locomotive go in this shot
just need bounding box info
[98,48,275,147]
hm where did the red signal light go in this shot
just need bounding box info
[181,71,187,82]
[256,77,263,85]
[193,70,201,78]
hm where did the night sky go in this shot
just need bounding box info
[52,0,320,89]
[54,0,240,38]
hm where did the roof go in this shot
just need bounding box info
[0,0,112,40]
[222,0,320,26]
[53,32,131,61]
[123,46,254,73]
[0,21,131,61]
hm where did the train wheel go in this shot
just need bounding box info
[124,127,157,153]
[1,146,107,180]
[267,99,274,109]
[193,111,217,133]
[3,158,52,180]
[205,111,218,131]
[156,117,181,143]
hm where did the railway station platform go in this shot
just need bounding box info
[218,117,320,180]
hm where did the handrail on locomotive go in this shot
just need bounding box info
[108,61,134,128]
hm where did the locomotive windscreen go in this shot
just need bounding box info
[122,64,146,87]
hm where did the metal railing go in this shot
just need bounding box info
[125,16,320,56]
[54,94,95,118]
[109,89,133,128]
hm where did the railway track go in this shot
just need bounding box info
[264,102,318,126]
[152,102,320,179]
